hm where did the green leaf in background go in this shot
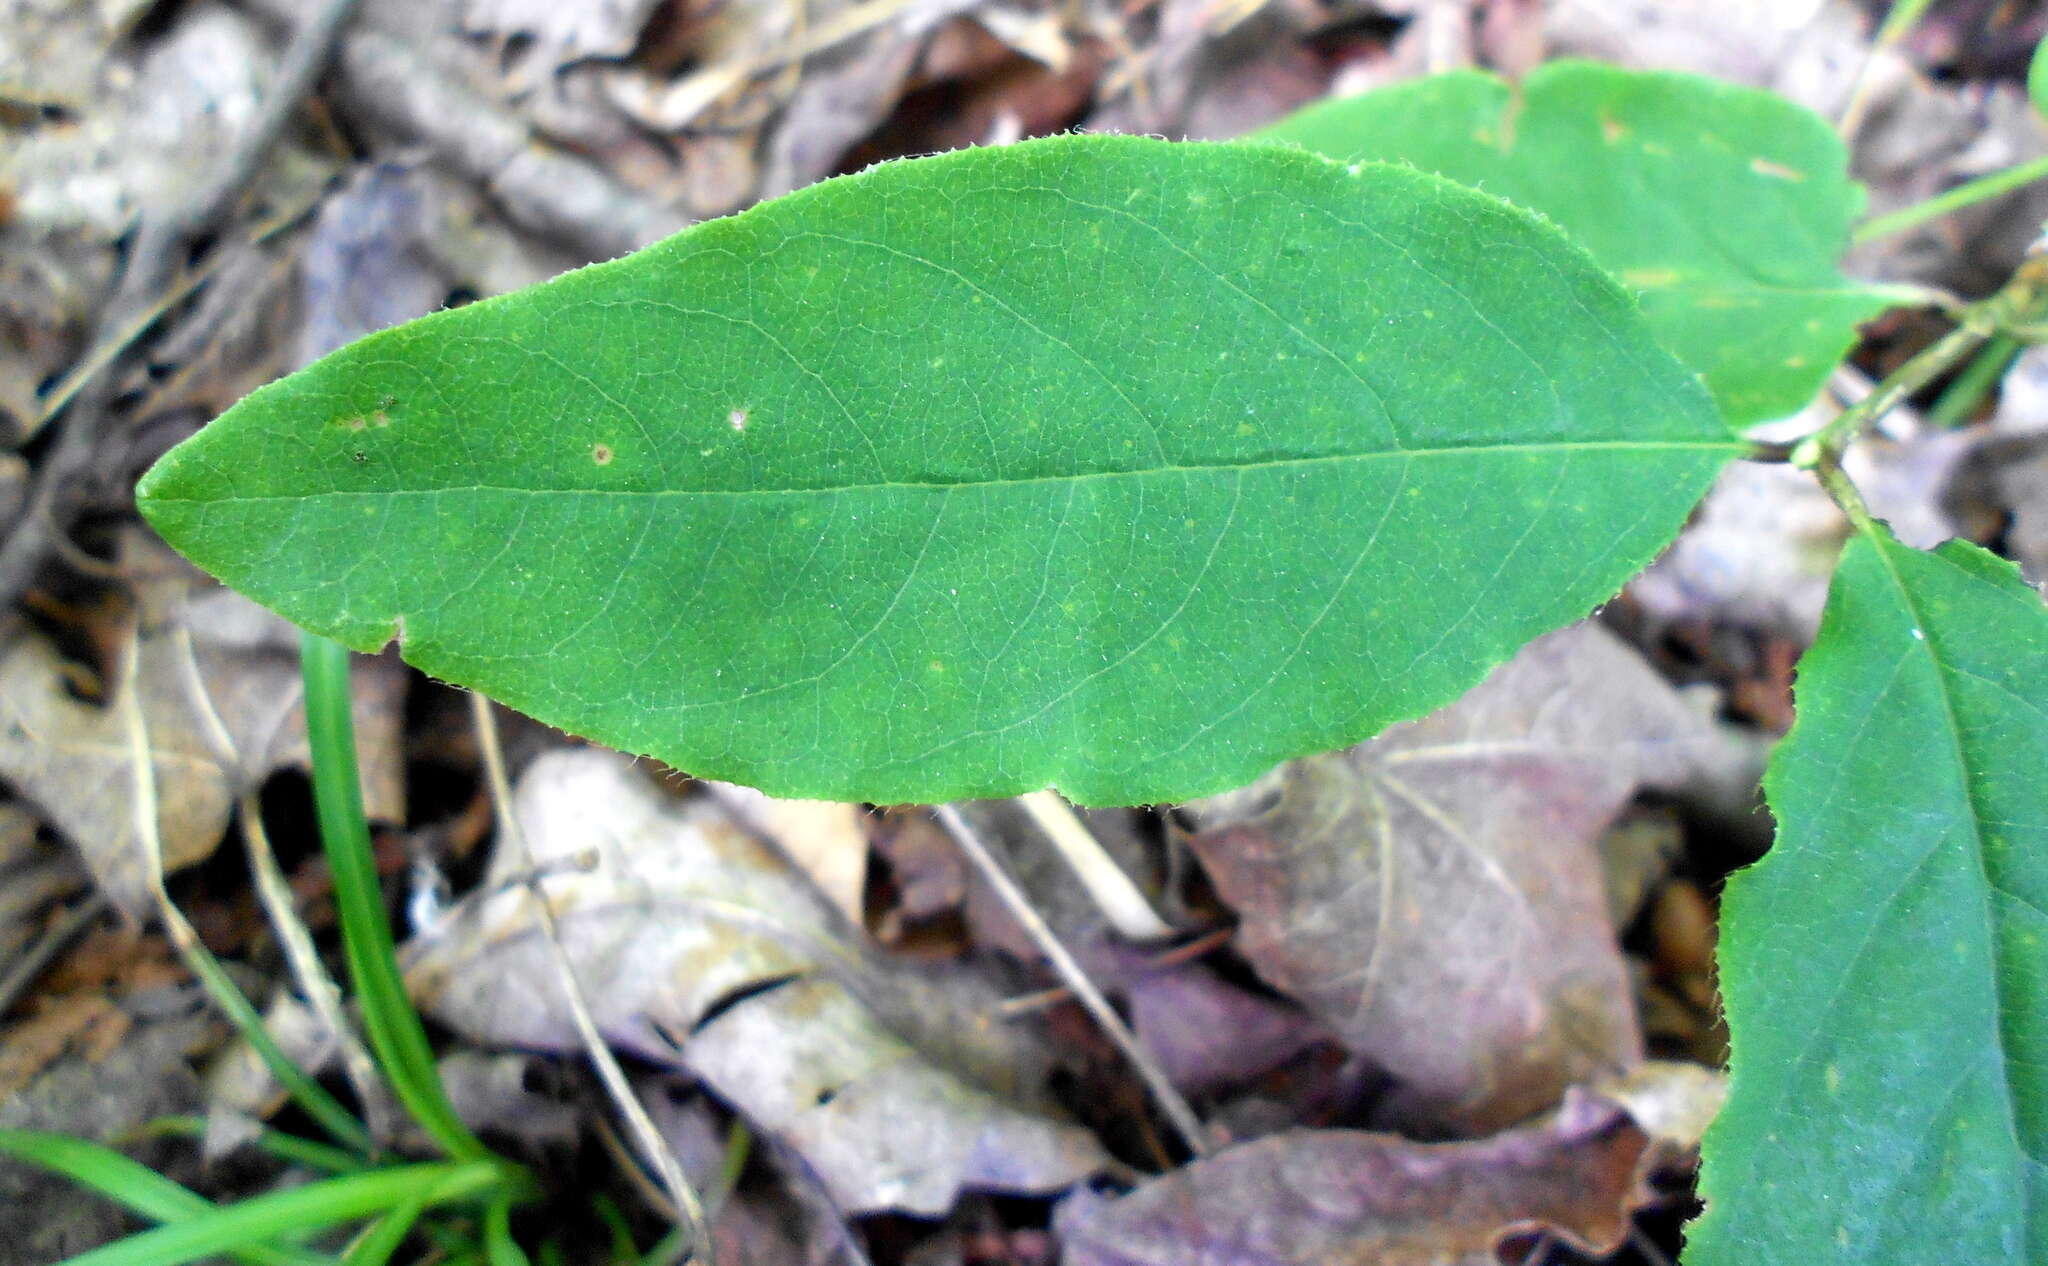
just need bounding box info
[138,134,1734,806]
[2030,31,2048,121]
[1691,522,2048,1264]
[1258,61,1906,426]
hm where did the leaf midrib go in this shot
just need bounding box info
[151,437,1736,504]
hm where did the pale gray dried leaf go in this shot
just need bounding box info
[1628,460,1847,639]
[404,747,1105,1215]
[1970,346,2048,585]
[433,1051,583,1153]
[1589,1059,1726,1154]
[1125,963,1325,1098]
[1543,0,1848,105]
[1054,1090,1650,1266]
[755,1,970,202]
[647,1085,849,1266]
[461,0,662,65]
[200,992,340,1157]
[0,536,405,915]
[1180,623,1729,1133]
[4,5,268,238]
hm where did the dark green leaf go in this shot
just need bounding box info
[1691,524,2048,1264]
[1259,61,1905,425]
[140,135,1734,806]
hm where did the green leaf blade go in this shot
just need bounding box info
[1258,61,1905,426]
[141,134,1734,805]
[1692,525,2048,1264]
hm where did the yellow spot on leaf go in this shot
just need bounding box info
[1750,156,1806,181]
[592,443,614,466]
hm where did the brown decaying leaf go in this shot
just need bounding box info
[1180,623,1731,1134]
[403,747,1106,1215]
[0,533,406,915]
[1053,1090,1650,1266]
[1123,961,1325,1099]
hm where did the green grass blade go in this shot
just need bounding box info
[51,1160,509,1266]
[481,1192,530,1266]
[0,1130,333,1266]
[340,1189,433,1266]
[138,1116,368,1176]
[300,633,492,1164]
[135,942,371,1157]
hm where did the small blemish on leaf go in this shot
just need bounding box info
[728,408,749,432]
[592,443,614,465]
[1600,112,1625,143]
[1750,157,1805,181]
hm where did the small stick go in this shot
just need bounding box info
[0,892,108,1018]
[121,645,371,1153]
[239,792,395,1141]
[169,621,392,1135]
[469,693,713,1260]
[1014,791,1172,941]
[932,804,1210,1157]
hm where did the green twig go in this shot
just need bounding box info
[1790,323,1988,476]
[300,634,495,1165]
[1854,153,2048,243]
[1790,255,2048,523]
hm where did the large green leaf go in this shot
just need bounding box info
[138,134,1735,805]
[1691,523,2048,1264]
[1259,61,1905,426]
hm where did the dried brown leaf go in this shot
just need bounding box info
[1053,1090,1650,1266]
[1180,623,1730,1133]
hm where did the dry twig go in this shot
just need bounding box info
[931,803,1212,1157]
[469,694,713,1260]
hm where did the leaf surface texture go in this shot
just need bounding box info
[1260,62,1901,425]
[140,135,1733,804]
[1692,525,2048,1263]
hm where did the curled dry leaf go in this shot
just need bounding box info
[403,747,1106,1215]
[1053,1089,1650,1266]
[1179,623,1733,1134]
